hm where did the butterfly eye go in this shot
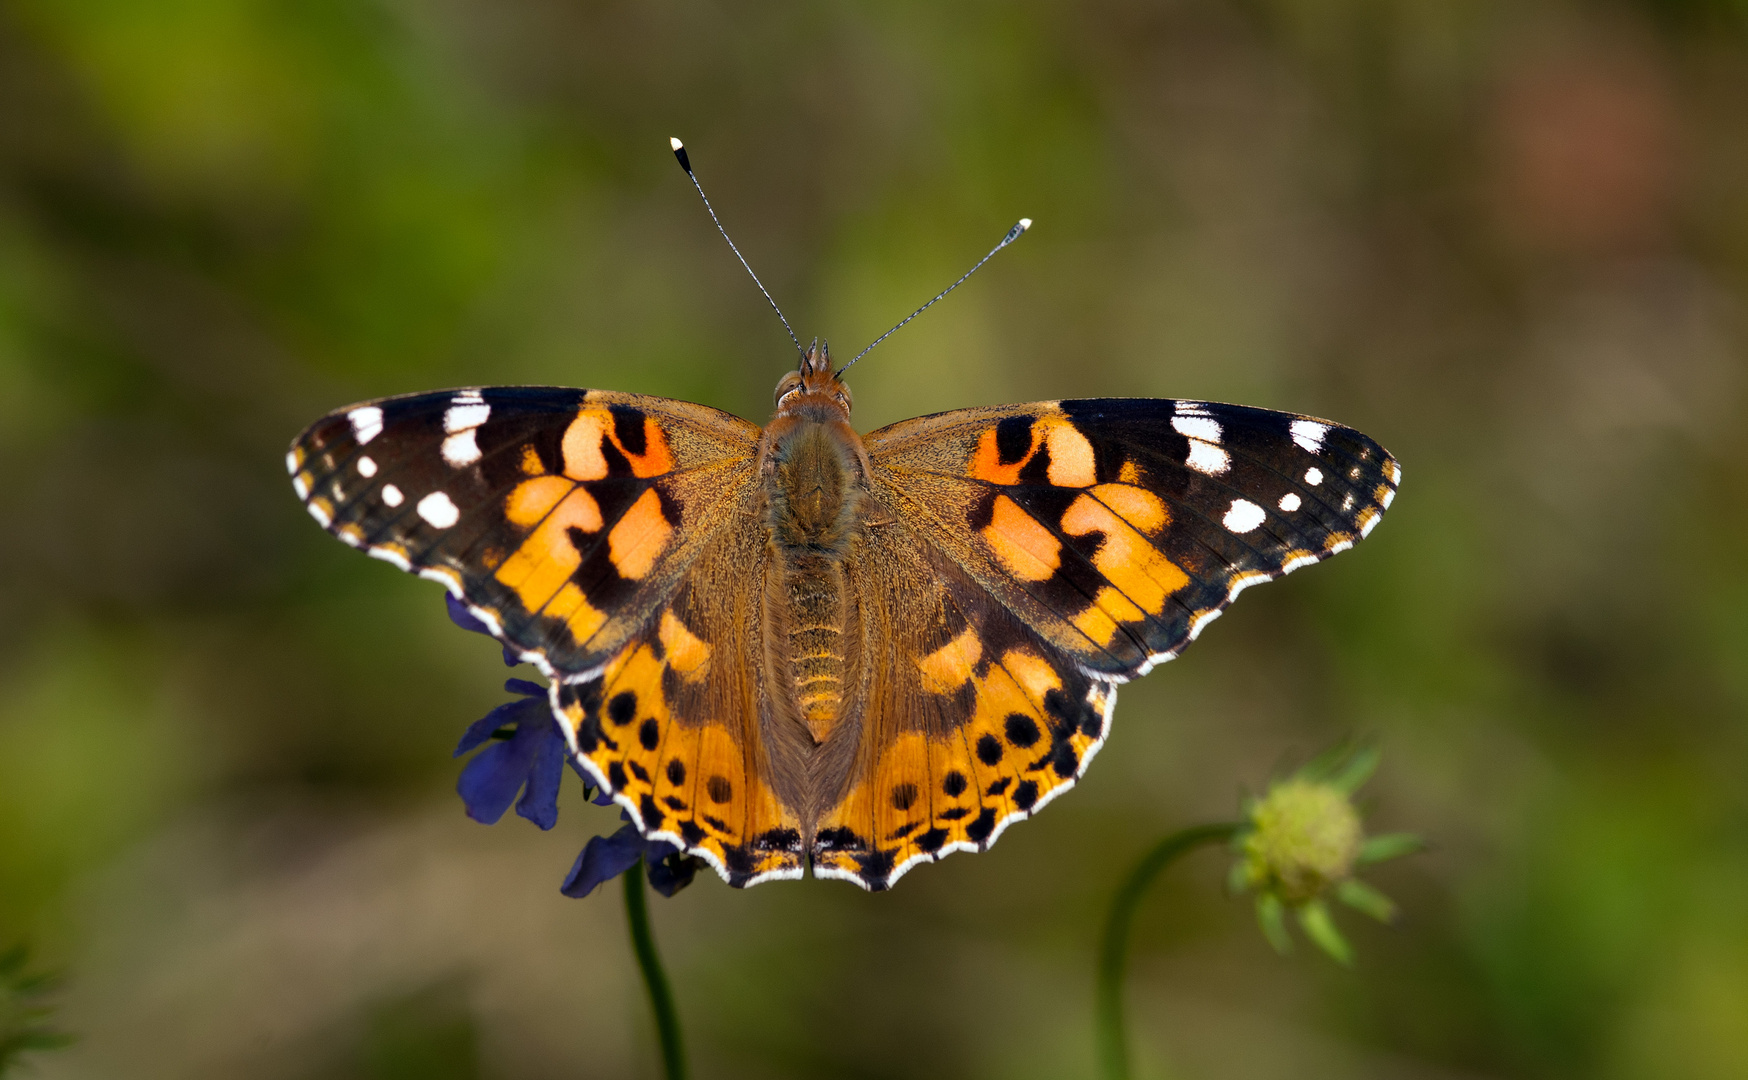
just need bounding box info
[774,373,803,405]
[834,385,853,412]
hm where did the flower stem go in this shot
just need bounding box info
[623,859,687,1080]
[1096,822,1243,1080]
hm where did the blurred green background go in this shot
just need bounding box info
[2,0,1747,1077]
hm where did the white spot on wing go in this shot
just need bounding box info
[1282,552,1320,574]
[1222,498,1266,534]
[1386,460,1401,484]
[1171,416,1221,443]
[348,406,384,445]
[441,429,481,467]
[417,491,460,528]
[306,501,332,528]
[1380,486,1395,509]
[382,483,404,507]
[1360,511,1382,538]
[1290,419,1329,454]
[292,475,310,499]
[1186,440,1230,475]
[1278,493,1301,512]
[357,455,377,477]
[284,451,299,475]
[444,402,490,433]
[1305,466,1323,486]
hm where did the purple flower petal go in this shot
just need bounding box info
[453,698,525,758]
[445,593,493,636]
[515,717,567,830]
[456,697,549,824]
[445,594,523,666]
[561,825,646,898]
[646,849,701,897]
[504,678,545,699]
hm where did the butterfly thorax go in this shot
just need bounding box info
[759,345,869,750]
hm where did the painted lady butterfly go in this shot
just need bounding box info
[288,340,1398,890]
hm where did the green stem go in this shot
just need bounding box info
[623,859,687,1080]
[1096,822,1242,1080]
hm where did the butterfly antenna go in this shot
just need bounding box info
[837,217,1032,376]
[670,137,803,358]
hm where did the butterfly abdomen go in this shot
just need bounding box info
[762,416,870,747]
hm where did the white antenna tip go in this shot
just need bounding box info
[1019,218,1033,230]
[669,137,684,151]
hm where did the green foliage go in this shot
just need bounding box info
[0,946,72,1076]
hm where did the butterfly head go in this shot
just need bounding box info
[773,339,852,420]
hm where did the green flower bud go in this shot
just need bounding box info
[1241,778,1363,905]
[1230,744,1421,965]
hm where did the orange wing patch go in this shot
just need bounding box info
[968,412,1097,487]
[561,407,675,480]
[983,495,1061,581]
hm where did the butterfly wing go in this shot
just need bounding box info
[551,505,809,886]
[809,398,1398,889]
[864,398,1399,677]
[814,512,1117,889]
[291,387,804,882]
[289,386,760,675]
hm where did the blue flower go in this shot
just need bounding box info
[445,597,701,897]
[453,678,571,829]
[562,820,702,899]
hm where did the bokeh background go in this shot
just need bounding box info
[2,0,1746,1077]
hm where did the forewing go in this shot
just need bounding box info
[288,386,760,676]
[813,507,1115,890]
[864,398,1399,677]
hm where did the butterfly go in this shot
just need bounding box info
[288,343,1398,890]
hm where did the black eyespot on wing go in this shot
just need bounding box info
[1005,713,1041,748]
[977,734,1004,765]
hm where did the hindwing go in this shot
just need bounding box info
[814,509,1116,890]
[552,502,807,887]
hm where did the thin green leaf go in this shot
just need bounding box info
[1297,899,1354,966]
[1337,878,1398,923]
[1356,833,1423,865]
[1227,859,1251,896]
[1327,744,1380,794]
[1256,893,1293,954]
[1294,741,1353,784]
